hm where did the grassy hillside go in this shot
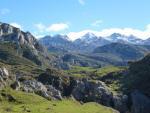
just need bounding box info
[0,88,117,113]
[0,42,36,66]
[65,65,127,93]
[65,65,125,79]
[0,41,55,69]
[0,42,50,80]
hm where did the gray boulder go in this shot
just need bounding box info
[72,79,114,106]
[22,80,47,93]
[46,85,62,100]
[11,81,21,90]
[22,80,62,100]
[0,67,9,79]
[0,67,11,88]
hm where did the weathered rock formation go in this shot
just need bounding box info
[0,67,14,89]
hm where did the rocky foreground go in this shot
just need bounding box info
[1,62,150,113]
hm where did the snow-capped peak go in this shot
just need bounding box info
[80,32,97,40]
[52,34,71,41]
[103,33,143,44]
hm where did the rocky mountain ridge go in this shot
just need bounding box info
[0,22,53,67]
[0,22,43,51]
[39,32,150,53]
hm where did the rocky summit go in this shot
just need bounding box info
[0,23,53,67]
[0,23,43,51]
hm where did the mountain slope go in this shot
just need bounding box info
[74,33,110,52]
[39,35,77,53]
[105,33,143,44]
[0,22,43,51]
[39,32,146,54]
[0,22,52,67]
[127,53,150,96]
[93,43,150,63]
[39,33,110,53]
[142,37,150,45]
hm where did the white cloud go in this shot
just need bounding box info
[91,20,103,27]
[34,23,46,32]
[33,32,45,39]
[34,22,69,33]
[33,22,150,40]
[34,22,69,38]
[68,30,95,40]
[67,25,150,41]
[78,0,85,5]
[10,22,23,29]
[47,23,69,32]
[0,8,10,15]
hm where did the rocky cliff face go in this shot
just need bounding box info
[0,23,43,51]
[0,22,52,66]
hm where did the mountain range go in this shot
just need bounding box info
[39,32,150,69]
[2,23,147,70]
[39,32,150,53]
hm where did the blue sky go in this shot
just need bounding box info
[1,0,150,39]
